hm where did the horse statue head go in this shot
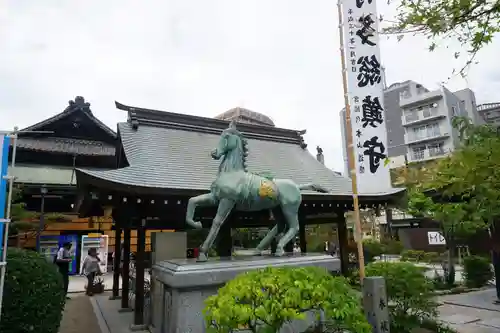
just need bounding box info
[211,120,248,174]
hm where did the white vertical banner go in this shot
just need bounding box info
[342,0,391,193]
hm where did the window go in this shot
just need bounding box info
[404,110,419,122]
[428,142,445,157]
[399,89,411,100]
[411,146,425,160]
[452,106,458,116]
[409,123,440,141]
[426,123,440,137]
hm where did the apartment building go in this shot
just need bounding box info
[477,102,500,125]
[341,80,480,173]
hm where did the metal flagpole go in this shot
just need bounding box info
[337,0,366,280]
[0,127,18,321]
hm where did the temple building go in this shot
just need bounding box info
[8,97,171,271]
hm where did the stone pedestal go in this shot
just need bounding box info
[151,253,341,333]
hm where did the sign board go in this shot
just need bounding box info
[0,135,10,250]
[427,231,446,245]
[342,0,391,193]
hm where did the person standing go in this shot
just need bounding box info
[81,248,101,296]
[55,242,73,299]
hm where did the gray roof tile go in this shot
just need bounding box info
[77,121,403,197]
[17,137,115,156]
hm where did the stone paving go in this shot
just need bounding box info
[58,294,102,333]
[438,289,500,332]
[91,292,150,333]
[68,271,151,293]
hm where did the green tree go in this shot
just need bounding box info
[7,186,69,243]
[406,117,500,287]
[387,0,500,75]
[9,186,37,234]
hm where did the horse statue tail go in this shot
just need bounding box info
[298,183,329,193]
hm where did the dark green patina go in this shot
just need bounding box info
[185,121,328,261]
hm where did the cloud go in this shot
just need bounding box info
[1,0,499,174]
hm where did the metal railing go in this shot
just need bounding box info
[477,102,500,111]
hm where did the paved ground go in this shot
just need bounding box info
[59,294,102,333]
[91,292,149,333]
[68,271,151,293]
[439,289,500,332]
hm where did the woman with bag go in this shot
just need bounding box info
[81,248,101,296]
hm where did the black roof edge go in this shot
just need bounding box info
[22,96,117,139]
[115,101,308,148]
[75,169,405,205]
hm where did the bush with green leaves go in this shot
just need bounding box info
[0,248,66,333]
[382,239,404,255]
[203,266,371,333]
[362,239,385,261]
[463,255,493,288]
[401,249,427,262]
[365,262,438,333]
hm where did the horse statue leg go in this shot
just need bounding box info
[275,205,300,256]
[198,198,235,262]
[186,193,217,229]
[255,224,279,253]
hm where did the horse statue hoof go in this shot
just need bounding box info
[275,249,285,257]
[197,252,209,262]
[187,220,203,229]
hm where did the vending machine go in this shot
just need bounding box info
[59,234,79,275]
[80,234,109,274]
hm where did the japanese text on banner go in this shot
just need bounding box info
[342,0,391,193]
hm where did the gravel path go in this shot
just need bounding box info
[59,294,102,333]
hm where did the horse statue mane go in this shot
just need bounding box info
[214,120,249,174]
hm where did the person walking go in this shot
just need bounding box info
[81,248,101,296]
[55,242,73,299]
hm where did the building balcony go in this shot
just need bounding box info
[402,107,446,127]
[405,131,450,145]
[408,147,451,162]
[400,89,443,108]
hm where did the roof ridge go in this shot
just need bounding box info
[23,96,116,138]
[116,101,308,147]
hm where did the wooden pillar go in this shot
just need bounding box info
[385,208,394,239]
[216,221,232,257]
[133,219,146,326]
[299,217,307,253]
[119,226,132,311]
[336,211,350,276]
[110,225,122,300]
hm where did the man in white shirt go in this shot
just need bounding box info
[55,242,73,299]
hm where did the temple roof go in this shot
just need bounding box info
[76,101,404,199]
[17,96,117,156]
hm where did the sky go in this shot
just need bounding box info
[1,0,500,173]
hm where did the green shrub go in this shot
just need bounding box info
[1,248,66,333]
[363,239,385,261]
[424,252,441,263]
[463,255,493,288]
[365,262,438,333]
[401,249,426,262]
[204,266,371,333]
[381,239,404,255]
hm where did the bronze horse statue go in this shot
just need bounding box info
[185,121,329,261]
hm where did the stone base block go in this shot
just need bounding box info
[150,253,340,333]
